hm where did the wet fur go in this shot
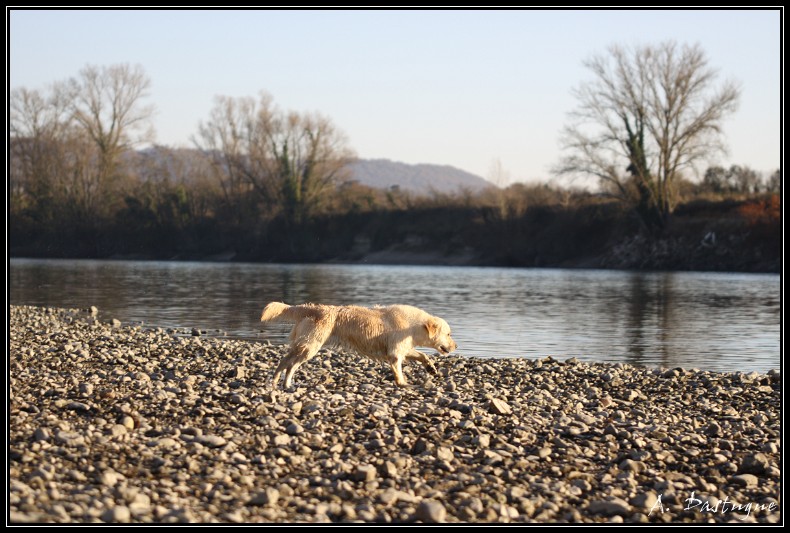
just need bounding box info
[260,302,456,390]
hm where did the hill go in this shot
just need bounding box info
[347,159,492,195]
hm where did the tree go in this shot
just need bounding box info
[68,63,155,213]
[10,64,154,222]
[557,41,740,232]
[195,92,355,225]
[766,169,781,194]
[702,164,762,195]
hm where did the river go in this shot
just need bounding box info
[9,259,780,373]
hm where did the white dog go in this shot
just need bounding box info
[260,302,457,390]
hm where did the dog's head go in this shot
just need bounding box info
[424,316,457,355]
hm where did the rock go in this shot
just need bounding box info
[379,461,398,479]
[108,424,128,438]
[589,498,632,517]
[473,434,491,448]
[226,366,246,380]
[156,437,180,449]
[619,459,646,474]
[739,453,770,475]
[101,505,131,523]
[354,464,377,482]
[67,401,91,412]
[191,328,201,337]
[100,470,121,487]
[273,434,291,446]
[379,488,404,505]
[199,435,227,448]
[761,442,778,454]
[120,416,136,430]
[489,398,512,415]
[111,318,122,328]
[730,474,759,487]
[55,430,85,447]
[33,427,50,442]
[411,437,429,455]
[286,423,304,436]
[630,491,658,509]
[416,500,446,523]
[247,488,280,507]
[435,446,454,462]
[89,305,99,316]
[705,422,722,437]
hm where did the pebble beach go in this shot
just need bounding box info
[9,305,781,523]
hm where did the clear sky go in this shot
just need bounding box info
[8,9,781,185]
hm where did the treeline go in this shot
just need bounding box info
[9,63,781,272]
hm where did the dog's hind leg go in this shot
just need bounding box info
[283,342,323,390]
[271,355,293,390]
[405,349,438,375]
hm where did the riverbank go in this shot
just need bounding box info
[9,306,781,523]
[10,195,781,273]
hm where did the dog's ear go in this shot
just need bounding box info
[424,318,439,338]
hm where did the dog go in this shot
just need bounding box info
[260,302,456,390]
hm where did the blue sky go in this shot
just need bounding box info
[9,9,781,184]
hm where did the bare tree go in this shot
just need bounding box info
[766,169,781,194]
[195,92,355,224]
[557,41,740,231]
[10,85,72,212]
[68,63,155,211]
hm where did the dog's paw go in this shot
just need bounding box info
[427,363,439,375]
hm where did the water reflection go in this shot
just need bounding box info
[9,259,780,373]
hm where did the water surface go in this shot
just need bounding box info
[9,259,780,373]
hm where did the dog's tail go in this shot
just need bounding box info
[260,302,318,323]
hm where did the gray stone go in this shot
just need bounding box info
[248,488,280,507]
[730,474,759,487]
[101,505,131,523]
[108,424,128,438]
[411,437,429,455]
[33,427,50,442]
[474,434,491,448]
[379,461,398,479]
[273,434,291,446]
[55,430,85,447]
[619,459,646,474]
[67,401,91,412]
[589,498,631,517]
[156,437,180,449]
[739,453,770,475]
[100,470,121,487]
[199,435,227,448]
[286,423,304,436]
[354,464,377,482]
[227,367,246,379]
[435,446,454,462]
[416,500,446,523]
[705,422,722,437]
[630,491,658,509]
[761,442,778,454]
[489,398,512,415]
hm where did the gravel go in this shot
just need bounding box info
[9,305,781,523]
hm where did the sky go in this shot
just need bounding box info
[8,9,782,185]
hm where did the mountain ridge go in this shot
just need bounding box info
[346,158,492,195]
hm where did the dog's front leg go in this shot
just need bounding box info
[387,355,409,387]
[405,349,438,375]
